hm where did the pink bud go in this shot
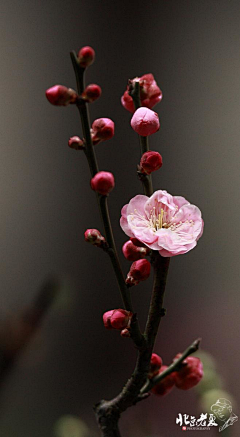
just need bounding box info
[173,355,203,390]
[131,107,160,136]
[151,365,175,396]
[46,85,77,106]
[103,309,132,330]
[126,259,151,285]
[122,240,149,261]
[84,229,105,247]
[140,151,163,174]
[68,136,84,150]
[91,118,115,144]
[149,353,163,378]
[90,171,115,195]
[78,46,95,68]
[82,84,102,103]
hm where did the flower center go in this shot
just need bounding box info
[149,207,167,231]
[148,206,195,232]
[130,206,195,234]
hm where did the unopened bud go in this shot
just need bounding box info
[82,84,101,103]
[149,353,163,378]
[126,259,151,285]
[140,151,163,174]
[90,171,115,195]
[121,73,162,113]
[46,85,77,106]
[173,355,203,390]
[68,136,84,150]
[84,229,105,247]
[122,240,149,261]
[91,118,115,145]
[78,46,95,68]
[121,328,131,338]
[131,107,160,136]
[151,365,175,396]
[103,309,132,330]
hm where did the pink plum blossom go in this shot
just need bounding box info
[120,190,204,257]
[130,107,160,136]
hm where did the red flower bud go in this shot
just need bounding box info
[90,171,115,195]
[121,73,162,113]
[82,84,101,103]
[126,259,151,285]
[68,136,84,150]
[46,85,77,106]
[151,365,175,396]
[121,328,131,338]
[122,240,149,261]
[140,151,163,175]
[91,118,115,144]
[84,229,105,247]
[131,107,160,136]
[173,355,203,390]
[103,309,132,330]
[148,353,163,378]
[78,46,95,68]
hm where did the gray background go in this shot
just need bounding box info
[0,0,239,436]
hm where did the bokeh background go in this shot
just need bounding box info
[1,0,240,436]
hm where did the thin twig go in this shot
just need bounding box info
[128,81,153,196]
[70,51,145,350]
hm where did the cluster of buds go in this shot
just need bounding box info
[126,259,151,286]
[121,73,162,113]
[91,171,115,195]
[151,354,204,396]
[173,354,204,390]
[46,47,101,109]
[122,238,149,261]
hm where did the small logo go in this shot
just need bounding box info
[211,398,238,433]
[176,399,238,432]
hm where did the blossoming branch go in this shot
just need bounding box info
[46,45,204,437]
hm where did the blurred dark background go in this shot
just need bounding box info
[0,0,240,436]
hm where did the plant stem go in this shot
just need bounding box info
[129,81,153,196]
[70,51,144,350]
[145,253,170,346]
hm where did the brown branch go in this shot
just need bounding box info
[145,252,170,347]
[70,51,145,351]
